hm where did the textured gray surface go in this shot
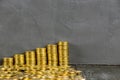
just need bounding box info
[75,65,120,80]
[0,0,120,64]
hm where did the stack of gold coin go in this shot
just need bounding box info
[7,58,13,68]
[14,54,20,69]
[14,54,19,66]
[51,45,58,67]
[36,48,41,66]
[25,51,30,66]
[19,54,25,66]
[29,51,36,66]
[40,48,47,70]
[58,41,63,66]
[3,57,8,68]
[62,41,69,67]
[47,44,52,67]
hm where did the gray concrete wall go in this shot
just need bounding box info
[0,0,120,64]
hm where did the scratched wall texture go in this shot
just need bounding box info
[0,0,120,64]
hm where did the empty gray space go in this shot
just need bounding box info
[0,0,120,64]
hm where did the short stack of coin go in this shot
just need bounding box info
[14,54,21,69]
[3,57,8,68]
[7,58,13,68]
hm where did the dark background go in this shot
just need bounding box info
[0,0,120,64]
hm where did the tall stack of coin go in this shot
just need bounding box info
[62,41,69,67]
[36,48,41,66]
[19,54,25,66]
[58,41,63,66]
[47,44,52,67]
[3,57,8,67]
[40,48,46,70]
[29,51,36,66]
[25,51,30,66]
[7,58,13,67]
[51,45,58,67]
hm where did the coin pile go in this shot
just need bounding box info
[0,41,84,80]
